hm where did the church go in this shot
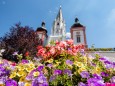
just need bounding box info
[36,6,87,47]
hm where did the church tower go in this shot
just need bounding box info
[48,6,66,43]
[70,18,87,48]
[36,22,48,46]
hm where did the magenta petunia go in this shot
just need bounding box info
[54,69,62,75]
[5,79,17,86]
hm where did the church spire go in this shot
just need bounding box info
[56,6,63,20]
[48,6,66,43]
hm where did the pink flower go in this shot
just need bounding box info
[105,83,115,86]
[55,46,61,51]
[11,62,16,66]
[72,48,78,53]
[37,46,43,50]
[37,48,46,56]
[49,47,55,55]
[59,41,67,48]
[46,52,51,57]
[66,39,73,45]
[55,40,59,45]
[67,49,73,55]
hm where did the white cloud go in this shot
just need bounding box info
[66,32,71,39]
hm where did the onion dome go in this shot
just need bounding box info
[36,22,47,33]
[71,18,84,28]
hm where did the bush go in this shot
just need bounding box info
[0,23,40,62]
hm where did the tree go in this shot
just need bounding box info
[0,23,40,62]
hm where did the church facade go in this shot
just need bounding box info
[36,6,87,47]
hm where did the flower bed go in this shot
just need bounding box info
[0,40,115,86]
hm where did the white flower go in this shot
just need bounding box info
[0,49,5,53]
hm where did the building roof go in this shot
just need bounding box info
[71,18,84,28]
[71,23,84,28]
[36,22,47,33]
[36,27,47,33]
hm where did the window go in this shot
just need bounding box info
[57,23,59,25]
[76,32,80,34]
[76,35,81,43]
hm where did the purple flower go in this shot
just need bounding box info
[18,82,25,86]
[5,79,17,86]
[80,71,90,78]
[68,48,72,50]
[99,57,107,61]
[26,74,34,81]
[1,60,9,67]
[49,76,56,82]
[78,82,88,86]
[66,60,73,65]
[101,72,108,77]
[32,74,48,86]
[64,69,72,76]
[80,49,85,55]
[54,69,62,75]
[104,60,111,64]
[47,64,52,68]
[21,59,29,63]
[104,60,112,69]
[112,62,115,68]
[38,66,44,71]
[87,78,105,86]
[26,69,37,80]
[12,52,18,56]
[0,67,10,78]
[110,76,115,83]
[91,62,96,66]
[34,57,42,62]
[0,77,7,85]
[93,74,102,80]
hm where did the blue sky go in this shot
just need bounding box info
[0,0,115,48]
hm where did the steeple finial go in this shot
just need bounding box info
[75,17,79,23]
[56,6,63,20]
[41,21,45,28]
